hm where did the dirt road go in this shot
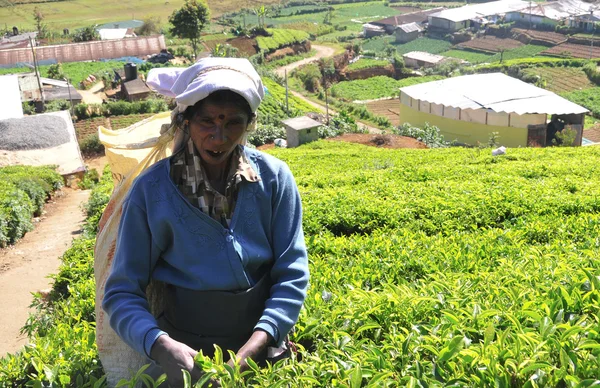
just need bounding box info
[275,45,336,78]
[274,46,382,134]
[0,188,90,357]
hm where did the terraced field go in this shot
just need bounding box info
[361,36,452,55]
[440,49,494,63]
[512,28,568,45]
[365,98,401,125]
[521,67,595,93]
[541,43,600,59]
[457,36,523,53]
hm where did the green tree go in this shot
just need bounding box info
[72,26,100,42]
[33,6,47,38]
[169,0,210,58]
[253,6,266,29]
[136,17,162,36]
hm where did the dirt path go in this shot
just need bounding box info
[79,81,106,104]
[274,44,336,78]
[274,46,383,134]
[0,188,90,357]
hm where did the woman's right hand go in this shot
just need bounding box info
[150,335,203,387]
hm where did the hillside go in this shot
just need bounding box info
[0,0,282,30]
[2,142,600,385]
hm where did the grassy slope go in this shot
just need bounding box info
[0,0,281,31]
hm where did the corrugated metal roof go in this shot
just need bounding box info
[372,8,444,26]
[97,20,144,29]
[512,0,596,20]
[403,51,446,64]
[0,75,23,119]
[123,78,151,95]
[430,0,528,23]
[400,73,588,115]
[362,23,385,32]
[397,22,423,33]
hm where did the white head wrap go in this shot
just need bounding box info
[146,57,265,115]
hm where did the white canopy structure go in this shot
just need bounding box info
[399,73,588,147]
[400,73,588,116]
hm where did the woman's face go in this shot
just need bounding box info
[187,100,250,174]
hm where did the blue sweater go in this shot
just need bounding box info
[102,147,309,358]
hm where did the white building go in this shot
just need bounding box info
[506,0,600,31]
[0,75,24,120]
[428,0,529,32]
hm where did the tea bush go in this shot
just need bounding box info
[0,166,62,247]
[3,144,600,387]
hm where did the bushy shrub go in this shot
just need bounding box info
[293,63,322,93]
[22,101,35,115]
[44,99,71,113]
[583,61,600,85]
[0,166,61,247]
[247,124,287,147]
[6,178,48,216]
[319,110,368,138]
[74,103,90,120]
[0,186,33,247]
[47,63,65,81]
[78,168,100,190]
[392,122,448,148]
[79,134,105,155]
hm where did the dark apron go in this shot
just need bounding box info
[157,274,271,363]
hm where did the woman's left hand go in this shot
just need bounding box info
[227,330,272,372]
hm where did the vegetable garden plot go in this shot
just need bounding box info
[562,87,600,118]
[330,75,444,101]
[512,28,568,45]
[542,43,600,59]
[440,49,494,64]
[3,142,600,386]
[457,36,523,53]
[361,36,452,55]
[365,98,401,125]
[522,67,595,93]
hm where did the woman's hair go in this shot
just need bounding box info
[182,89,255,125]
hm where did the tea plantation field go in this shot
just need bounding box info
[2,142,600,386]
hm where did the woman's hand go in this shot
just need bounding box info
[150,335,203,387]
[227,330,272,372]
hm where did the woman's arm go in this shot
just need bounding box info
[102,197,165,357]
[254,162,310,346]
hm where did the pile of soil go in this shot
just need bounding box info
[327,133,427,149]
[257,134,427,150]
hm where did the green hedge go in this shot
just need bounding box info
[346,58,390,71]
[0,166,63,247]
[256,28,310,52]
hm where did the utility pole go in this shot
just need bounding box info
[284,68,289,116]
[529,0,532,31]
[65,77,74,117]
[29,35,44,110]
[590,10,595,60]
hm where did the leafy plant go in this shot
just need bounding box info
[392,122,448,148]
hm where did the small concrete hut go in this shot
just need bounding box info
[281,116,322,148]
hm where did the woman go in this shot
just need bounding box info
[102,58,309,387]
